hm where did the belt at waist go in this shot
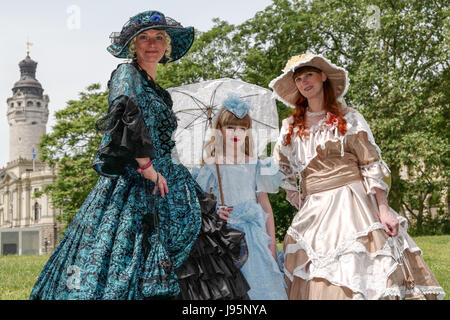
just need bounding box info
[302,171,362,196]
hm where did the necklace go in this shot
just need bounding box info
[306,107,326,117]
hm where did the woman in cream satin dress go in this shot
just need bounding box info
[270,53,444,300]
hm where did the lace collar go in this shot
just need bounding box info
[306,108,326,117]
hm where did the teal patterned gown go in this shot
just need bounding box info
[29,62,249,300]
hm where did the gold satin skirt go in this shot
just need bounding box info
[283,180,444,300]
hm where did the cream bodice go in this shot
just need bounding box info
[273,107,390,206]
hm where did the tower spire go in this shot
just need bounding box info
[26,38,33,56]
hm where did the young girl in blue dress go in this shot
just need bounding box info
[195,95,288,300]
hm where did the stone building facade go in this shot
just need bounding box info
[0,54,59,255]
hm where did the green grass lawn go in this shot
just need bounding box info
[0,253,51,300]
[412,235,450,299]
[1,235,448,300]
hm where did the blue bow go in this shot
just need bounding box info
[222,94,250,119]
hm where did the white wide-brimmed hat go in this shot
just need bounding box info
[269,53,349,108]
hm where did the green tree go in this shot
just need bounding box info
[344,0,449,234]
[36,84,108,232]
[157,19,244,88]
[231,0,449,237]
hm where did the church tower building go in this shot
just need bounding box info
[0,50,58,256]
[7,54,49,162]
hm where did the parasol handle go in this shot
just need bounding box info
[206,107,225,206]
[205,107,225,206]
[215,163,225,206]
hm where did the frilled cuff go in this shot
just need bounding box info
[256,157,285,194]
[286,190,301,210]
[273,143,298,192]
[278,163,298,191]
[360,160,391,195]
[94,96,155,176]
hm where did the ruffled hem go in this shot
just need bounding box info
[284,220,444,300]
[382,286,446,300]
[174,191,250,300]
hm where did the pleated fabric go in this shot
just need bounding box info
[175,191,250,300]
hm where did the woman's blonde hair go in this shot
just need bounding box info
[127,30,172,63]
[203,108,255,164]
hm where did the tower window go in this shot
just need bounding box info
[17,102,22,107]
[36,102,41,107]
[10,103,14,108]
[27,101,33,107]
[31,121,38,125]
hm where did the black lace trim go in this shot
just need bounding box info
[131,62,173,109]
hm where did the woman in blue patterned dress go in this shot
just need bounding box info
[29,10,249,300]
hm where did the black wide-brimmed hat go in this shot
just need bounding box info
[107,10,194,63]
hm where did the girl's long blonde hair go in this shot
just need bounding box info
[203,108,255,164]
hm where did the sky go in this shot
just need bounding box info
[0,0,273,167]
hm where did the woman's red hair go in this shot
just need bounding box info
[283,68,347,146]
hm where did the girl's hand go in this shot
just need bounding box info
[379,207,399,237]
[138,165,169,198]
[218,207,233,221]
[269,242,277,261]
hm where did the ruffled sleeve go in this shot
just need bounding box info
[273,117,298,192]
[256,157,285,194]
[195,164,217,194]
[346,124,391,195]
[93,63,155,177]
[360,160,391,194]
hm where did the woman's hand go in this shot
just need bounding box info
[379,206,399,237]
[137,165,169,198]
[218,207,233,221]
[256,192,279,262]
[374,187,398,237]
